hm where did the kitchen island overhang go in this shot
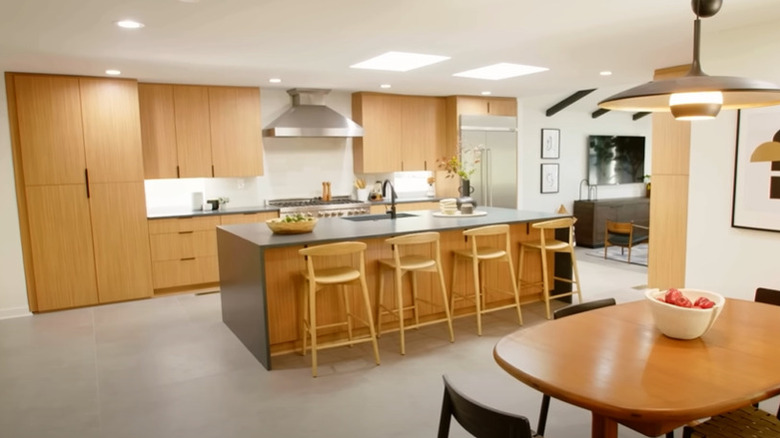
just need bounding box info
[217,207,570,370]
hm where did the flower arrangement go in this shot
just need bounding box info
[438,145,483,181]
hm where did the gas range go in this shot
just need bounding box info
[267,196,370,218]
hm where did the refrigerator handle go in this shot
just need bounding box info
[486,148,493,206]
[479,149,487,205]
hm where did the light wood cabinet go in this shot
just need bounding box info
[209,86,263,177]
[149,216,221,290]
[8,73,153,311]
[455,96,517,116]
[139,83,264,179]
[369,201,437,214]
[147,211,278,290]
[352,92,445,173]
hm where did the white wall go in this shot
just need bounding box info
[0,74,33,318]
[687,111,780,299]
[517,91,652,214]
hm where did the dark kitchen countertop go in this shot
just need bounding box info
[218,207,566,249]
[147,205,279,220]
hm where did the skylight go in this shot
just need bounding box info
[350,51,450,72]
[453,63,548,80]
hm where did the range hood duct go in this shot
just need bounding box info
[263,88,364,138]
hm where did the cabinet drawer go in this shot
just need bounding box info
[149,230,216,261]
[220,211,277,225]
[148,216,221,234]
[152,256,219,289]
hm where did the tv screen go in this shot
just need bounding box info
[588,135,646,185]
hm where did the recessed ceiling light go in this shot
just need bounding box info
[600,71,613,76]
[350,51,450,72]
[453,63,548,80]
[105,69,121,75]
[380,84,392,89]
[115,20,144,29]
[481,91,492,96]
[269,78,282,83]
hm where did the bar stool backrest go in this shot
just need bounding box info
[531,217,577,246]
[462,224,511,253]
[299,241,368,279]
[385,232,441,265]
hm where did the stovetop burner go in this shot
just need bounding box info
[267,196,371,218]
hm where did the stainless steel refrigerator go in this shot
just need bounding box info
[459,115,518,208]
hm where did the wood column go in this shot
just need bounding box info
[648,65,691,289]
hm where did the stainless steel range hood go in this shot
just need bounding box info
[263,88,364,138]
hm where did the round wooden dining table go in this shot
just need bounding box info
[494,298,780,438]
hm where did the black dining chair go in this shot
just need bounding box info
[681,287,780,438]
[438,374,537,438]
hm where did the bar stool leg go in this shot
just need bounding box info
[358,274,381,365]
[517,244,526,295]
[450,254,458,314]
[539,247,552,320]
[341,285,354,346]
[570,251,584,304]
[411,272,420,329]
[436,262,455,343]
[505,251,523,326]
[472,257,483,336]
[309,281,319,377]
[301,280,309,356]
[376,266,385,337]
[395,267,406,355]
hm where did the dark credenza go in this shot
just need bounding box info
[573,197,650,248]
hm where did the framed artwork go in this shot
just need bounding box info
[541,128,560,159]
[732,107,780,233]
[541,163,559,194]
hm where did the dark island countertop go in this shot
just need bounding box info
[218,207,565,248]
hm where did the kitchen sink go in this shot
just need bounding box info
[342,213,417,222]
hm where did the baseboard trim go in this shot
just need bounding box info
[0,306,33,320]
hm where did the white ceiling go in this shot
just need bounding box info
[2,0,780,100]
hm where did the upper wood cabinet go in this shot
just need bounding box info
[352,92,445,173]
[455,96,517,116]
[139,83,263,179]
[7,73,153,311]
[209,86,263,177]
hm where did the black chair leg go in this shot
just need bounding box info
[666,431,675,438]
[537,394,550,436]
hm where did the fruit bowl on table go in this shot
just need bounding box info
[266,217,318,234]
[645,288,725,340]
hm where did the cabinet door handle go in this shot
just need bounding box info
[178,231,194,234]
[84,169,90,198]
[180,257,196,261]
[176,165,180,178]
[211,165,215,177]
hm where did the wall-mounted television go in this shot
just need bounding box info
[587,135,646,185]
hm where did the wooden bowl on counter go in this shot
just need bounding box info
[266,218,318,235]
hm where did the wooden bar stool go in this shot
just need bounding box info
[450,224,522,336]
[299,241,380,377]
[517,217,583,320]
[376,232,454,355]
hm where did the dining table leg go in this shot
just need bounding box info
[591,413,618,438]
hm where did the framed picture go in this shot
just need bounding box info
[732,107,780,233]
[541,163,559,194]
[541,128,560,159]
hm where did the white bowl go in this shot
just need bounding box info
[645,288,725,340]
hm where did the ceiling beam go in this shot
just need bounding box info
[546,89,597,117]
[633,112,651,120]
[591,108,610,119]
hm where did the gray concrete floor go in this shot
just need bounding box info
[1,250,771,437]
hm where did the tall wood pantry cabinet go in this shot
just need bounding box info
[138,83,264,179]
[6,73,153,311]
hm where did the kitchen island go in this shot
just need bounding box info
[217,207,567,369]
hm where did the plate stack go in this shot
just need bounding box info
[439,198,458,215]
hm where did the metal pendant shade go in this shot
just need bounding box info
[598,0,780,119]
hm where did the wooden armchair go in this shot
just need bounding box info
[604,220,649,264]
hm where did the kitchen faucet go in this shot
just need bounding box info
[382,179,397,219]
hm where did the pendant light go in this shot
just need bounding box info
[599,0,780,120]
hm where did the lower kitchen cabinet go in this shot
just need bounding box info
[369,201,438,214]
[148,216,221,290]
[147,211,278,291]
